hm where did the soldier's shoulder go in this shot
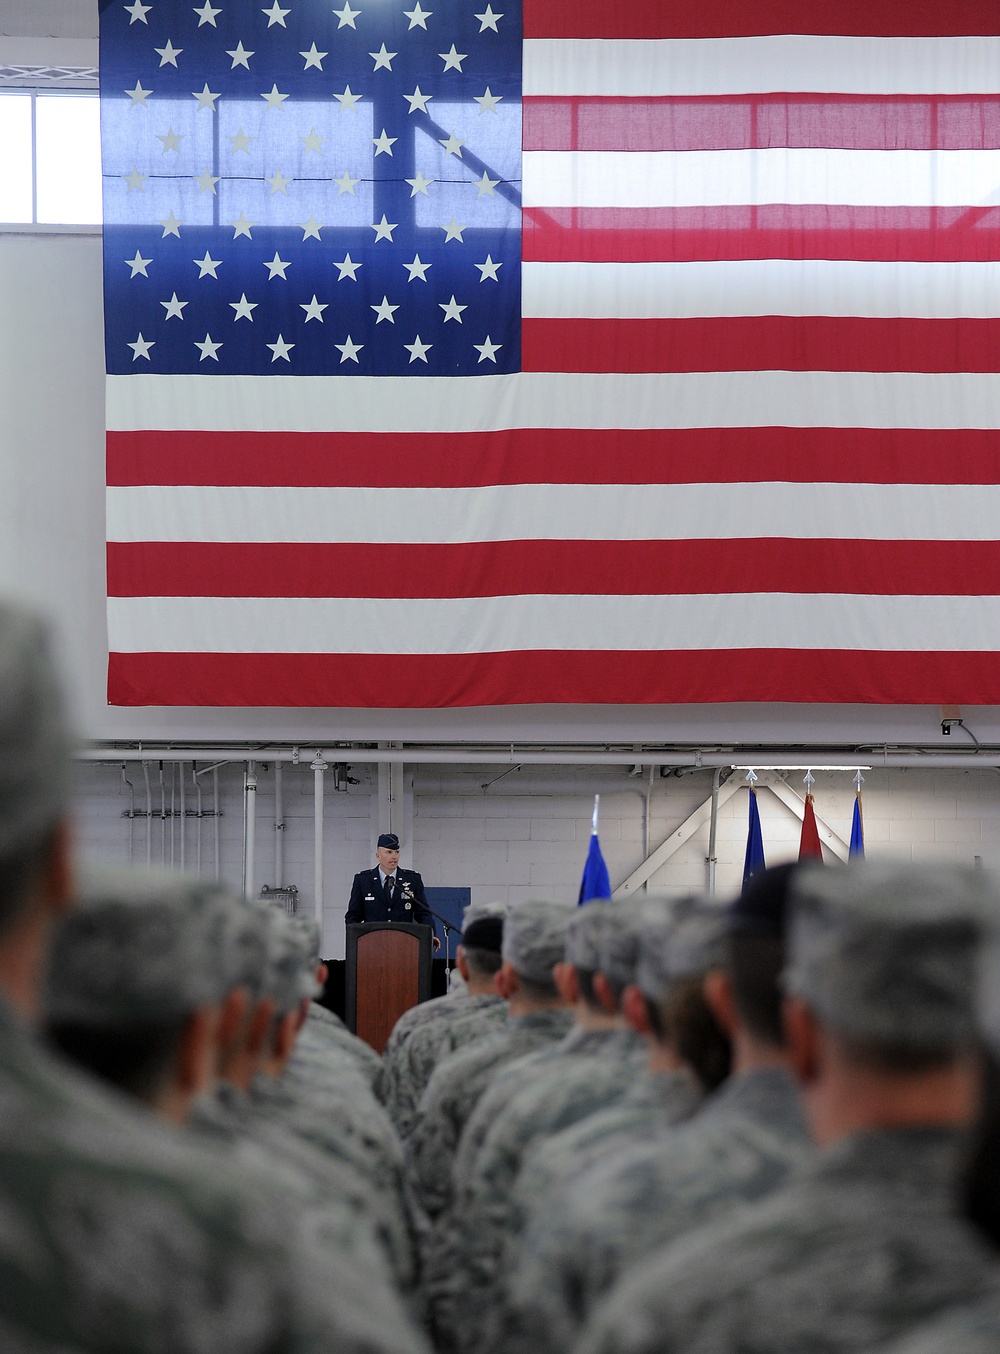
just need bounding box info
[880,1290,1000,1354]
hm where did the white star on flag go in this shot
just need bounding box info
[403,2,432,27]
[193,84,220,111]
[160,293,188,320]
[406,171,432,196]
[194,333,222,360]
[336,336,364,362]
[261,84,290,110]
[439,44,466,71]
[158,211,182,237]
[474,335,502,362]
[154,39,181,66]
[128,333,155,360]
[334,253,362,280]
[474,5,502,30]
[371,296,399,323]
[300,129,326,153]
[267,335,295,362]
[334,85,362,110]
[332,2,360,27]
[125,80,152,106]
[333,170,359,194]
[476,170,499,195]
[438,132,464,157]
[123,0,151,22]
[299,215,323,240]
[475,87,502,113]
[125,249,152,278]
[228,128,253,153]
[230,294,258,320]
[157,127,183,152]
[226,41,254,68]
[261,0,289,25]
[441,217,466,242]
[439,295,467,322]
[264,252,291,279]
[372,128,397,156]
[301,43,327,69]
[301,295,328,321]
[476,254,502,280]
[372,215,397,242]
[193,1,221,27]
[404,86,432,113]
[405,335,432,362]
[194,169,220,193]
[266,169,293,193]
[194,251,221,278]
[230,212,254,238]
[123,167,147,191]
[404,254,431,281]
[370,44,397,71]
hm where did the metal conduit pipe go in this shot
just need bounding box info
[312,753,327,927]
[79,747,1000,769]
[243,761,257,900]
[213,767,220,881]
[179,761,186,872]
[142,762,152,867]
[275,762,285,888]
[706,767,722,896]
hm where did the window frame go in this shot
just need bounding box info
[0,88,102,234]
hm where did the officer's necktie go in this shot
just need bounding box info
[384,874,394,906]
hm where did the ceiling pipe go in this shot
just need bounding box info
[77,746,1000,769]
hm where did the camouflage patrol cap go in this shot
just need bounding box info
[262,906,321,1012]
[635,894,728,1000]
[462,899,510,929]
[597,901,648,989]
[784,861,985,1049]
[46,867,241,1026]
[502,899,573,985]
[565,901,617,971]
[0,602,74,859]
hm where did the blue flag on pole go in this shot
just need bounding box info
[849,793,865,859]
[742,787,766,884]
[579,794,611,904]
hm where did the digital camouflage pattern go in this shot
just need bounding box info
[499,1065,810,1354]
[386,994,507,1137]
[448,1026,645,1351]
[877,1289,1000,1354]
[377,991,469,1103]
[577,1127,996,1354]
[0,1000,428,1354]
[303,1001,382,1087]
[193,1080,418,1294]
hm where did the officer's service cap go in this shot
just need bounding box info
[378,833,400,850]
[784,862,985,1049]
[502,899,572,985]
[46,867,241,1026]
[0,602,73,858]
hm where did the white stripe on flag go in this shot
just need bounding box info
[107,593,1000,655]
[105,483,1000,545]
[106,371,1000,434]
[522,148,1000,210]
[521,260,1000,321]
[523,36,1000,98]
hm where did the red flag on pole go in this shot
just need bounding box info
[799,794,824,861]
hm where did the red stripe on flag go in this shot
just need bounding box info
[106,428,1000,489]
[524,0,1000,39]
[522,207,1000,264]
[523,317,1000,375]
[523,95,1000,153]
[106,539,1000,600]
[108,648,1000,707]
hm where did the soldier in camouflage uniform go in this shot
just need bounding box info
[377,899,508,1103]
[386,913,508,1137]
[577,861,998,1354]
[0,600,429,1354]
[288,914,384,1087]
[500,865,809,1354]
[405,900,573,1340]
[452,898,725,1353]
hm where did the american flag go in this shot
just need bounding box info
[102,0,1000,707]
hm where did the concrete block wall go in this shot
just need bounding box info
[72,761,1000,959]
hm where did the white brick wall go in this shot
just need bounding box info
[71,762,1000,959]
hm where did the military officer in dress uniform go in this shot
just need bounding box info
[346,833,440,947]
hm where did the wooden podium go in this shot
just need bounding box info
[345,922,433,1053]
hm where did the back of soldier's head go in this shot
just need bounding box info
[460,914,505,977]
[565,902,618,1009]
[726,862,801,1048]
[0,602,73,938]
[636,894,731,1090]
[45,867,243,1104]
[502,899,572,1000]
[785,861,986,1072]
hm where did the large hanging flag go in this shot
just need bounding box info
[578,794,611,903]
[850,793,866,859]
[100,1,1000,707]
[798,794,824,860]
[742,787,766,884]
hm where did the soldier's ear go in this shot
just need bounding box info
[495,962,517,999]
[783,996,821,1087]
[621,984,651,1035]
[702,970,738,1039]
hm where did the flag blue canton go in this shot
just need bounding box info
[100,0,522,375]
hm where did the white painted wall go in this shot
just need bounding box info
[72,760,1000,958]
